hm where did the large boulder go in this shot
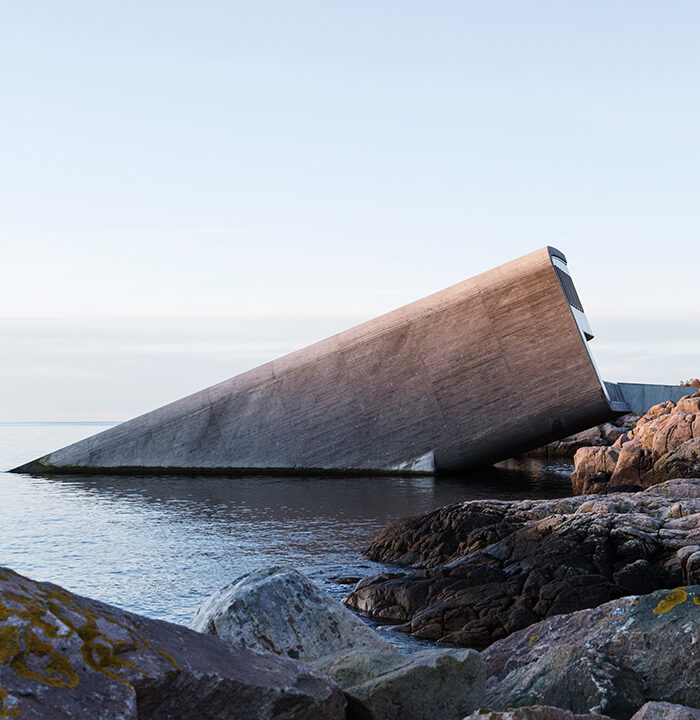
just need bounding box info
[0,566,345,720]
[573,392,700,494]
[343,480,700,648]
[191,565,392,660]
[482,585,700,720]
[191,566,486,720]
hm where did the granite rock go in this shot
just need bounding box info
[345,647,485,720]
[482,586,700,719]
[630,702,700,719]
[0,566,345,720]
[190,565,391,661]
[573,392,700,494]
[192,565,486,720]
[343,480,700,648]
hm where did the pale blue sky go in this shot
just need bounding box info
[1,2,699,420]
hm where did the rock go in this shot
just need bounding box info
[314,647,404,688]
[680,379,700,387]
[630,702,700,719]
[191,565,391,660]
[598,484,643,495]
[651,440,700,482]
[482,585,700,719]
[343,480,700,648]
[463,708,613,719]
[571,447,620,495]
[345,648,485,720]
[573,392,700,494]
[0,566,346,720]
[192,566,486,720]
[523,416,640,459]
[364,496,589,568]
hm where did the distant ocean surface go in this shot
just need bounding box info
[0,422,574,649]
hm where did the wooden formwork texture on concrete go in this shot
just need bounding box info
[14,247,615,475]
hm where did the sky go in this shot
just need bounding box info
[1,1,699,421]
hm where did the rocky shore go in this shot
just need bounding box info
[3,553,698,719]
[524,390,700,475]
[343,479,700,648]
[0,565,344,719]
[572,391,700,494]
[522,414,640,459]
[3,403,699,718]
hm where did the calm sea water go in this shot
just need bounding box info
[0,422,574,648]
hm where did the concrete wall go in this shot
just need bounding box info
[617,383,698,415]
[14,246,619,475]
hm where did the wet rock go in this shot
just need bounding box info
[333,576,362,585]
[573,392,700,494]
[630,702,700,719]
[0,566,345,720]
[463,708,613,719]
[343,480,700,648]
[192,566,486,720]
[482,585,700,719]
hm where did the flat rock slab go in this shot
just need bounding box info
[344,479,700,648]
[0,566,345,720]
[463,707,613,720]
[482,585,700,719]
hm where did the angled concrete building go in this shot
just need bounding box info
[14,247,627,476]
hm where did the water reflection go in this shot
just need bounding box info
[0,461,573,648]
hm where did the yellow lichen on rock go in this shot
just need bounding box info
[0,686,20,719]
[652,588,688,615]
[1,574,185,694]
[0,627,20,667]
[9,629,79,688]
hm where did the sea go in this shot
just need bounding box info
[0,422,574,649]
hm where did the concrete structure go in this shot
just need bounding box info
[13,247,626,476]
[615,383,698,415]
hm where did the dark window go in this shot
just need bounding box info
[554,266,584,312]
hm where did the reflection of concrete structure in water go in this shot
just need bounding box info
[13,247,629,476]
